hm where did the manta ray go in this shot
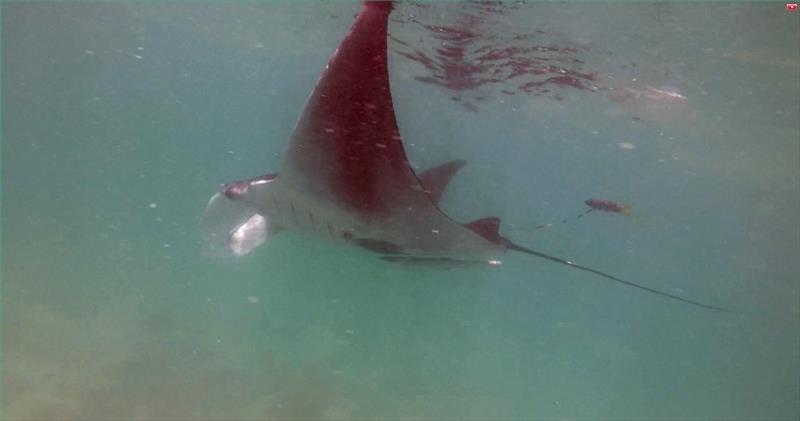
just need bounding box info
[203,1,726,312]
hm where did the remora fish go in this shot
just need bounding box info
[585,198,632,215]
[203,1,727,313]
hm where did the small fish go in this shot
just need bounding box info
[585,198,631,215]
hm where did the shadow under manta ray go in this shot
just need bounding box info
[203,1,728,313]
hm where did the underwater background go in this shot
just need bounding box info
[2,1,798,419]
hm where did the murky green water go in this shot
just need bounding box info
[3,2,798,420]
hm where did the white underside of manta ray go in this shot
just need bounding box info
[202,1,728,313]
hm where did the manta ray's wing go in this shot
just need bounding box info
[279,2,429,217]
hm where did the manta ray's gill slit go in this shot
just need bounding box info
[308,211,317,232]
[326,221,334,238]
[290,203,299,227]
[270,195,280,216]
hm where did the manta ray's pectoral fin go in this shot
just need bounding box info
[464,216,729,312]
[418,159,467,204]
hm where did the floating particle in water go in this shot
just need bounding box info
[617,142,636,150]
[149,203,158,208]
[646,85,687,101]
[246,296,260,304]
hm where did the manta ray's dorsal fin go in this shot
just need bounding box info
[464,217,503,243]
[419,159,467,205]
[279,1,425,217]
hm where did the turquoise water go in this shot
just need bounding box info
[2,1,798,419]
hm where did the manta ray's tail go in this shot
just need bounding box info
[502,239,730,313]
[464,217,730,313]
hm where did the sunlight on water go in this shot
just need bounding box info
[2,2,798,419]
